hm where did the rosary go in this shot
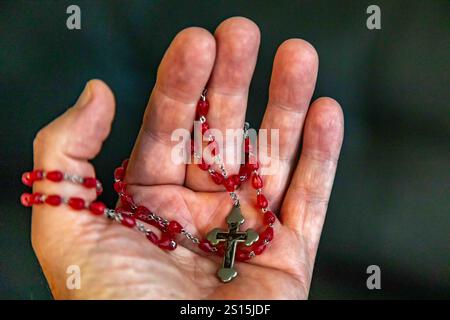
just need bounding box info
[20,90,275,283]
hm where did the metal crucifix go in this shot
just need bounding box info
[206,205,259,283]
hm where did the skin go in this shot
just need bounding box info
[31,17,344,299]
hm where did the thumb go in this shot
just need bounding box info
[32,78,115,201]
[34,79,115,168]
[29,80,115,297]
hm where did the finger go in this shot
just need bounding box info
[256,39,318,209]
[281,97,344,256]
[31,80,115,274]
[185,17,260,190]
[126,27,216,186]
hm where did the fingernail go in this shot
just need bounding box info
[75,81,92,108]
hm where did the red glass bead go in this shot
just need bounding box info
[198,159,210,171]
[168,220,183,234]
[236,249,251,261]
[146,231,159,244]
[31,192,43,204]
[256,194,268,208]
[201,122,209,134]
[68,197,85,210]
[231,174,241,185]
[46,170,63,182]
[135,206,152,223]
[120,193,133,206]
[246,160,259,171]
[20,193,32,207]
[30,170,44,182]
[83,177,97,188]
[263,211,276,226]
[252,173,263,189]
[135,205,150,215]
[114,167,125,180]
[211,172,224,185]
[45,195,61,206]
[198,240,214,253]
[118,196,132,210]
[21,172,33,186]
[121,214,136,228]
[239,165,250,180]
[244,137,251,153]
[67,197,81,209]
[253,241,267,255]
[121,159,129,170]
[89,201,106,215]
[158,234,177,250]
[260,226,274,242]
[113,181,126,193]
[197,99,209,117]
[223,176,236,192]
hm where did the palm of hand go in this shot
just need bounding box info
[31,17,343,300]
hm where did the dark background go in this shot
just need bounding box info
[0,0,448,299]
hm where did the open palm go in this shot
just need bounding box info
[31,17,343,299]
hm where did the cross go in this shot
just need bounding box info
[206,205,259,283]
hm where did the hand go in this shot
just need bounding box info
[31,17,344,299]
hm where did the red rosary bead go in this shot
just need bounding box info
[236,249,251,262]
[46,170,63,182]
[120,194,134,209]
[21,172,33,186]
[198,159,210,171]
[252,241,267,255]
[201,122,209,134]
[146,231,159,244]
[256,194,268,209]
[121,214,136,228]
[260,226,274,242]
[223,176,236,192]
[83,177,97,188]
[20,193,32,206]
[68,197,85,210]
[246,161,259,171]
[238,165,250,180]
[197,99,209,117]
[252,173,263,189]
[113,181,126,193]
[31,192,43,204]
[135,205,150,216]
[158,234,177,250]
[45,195,61,206]
[231,174,241,185]
[244,137,251,153]
[263,211,276,226]
[30,170,44,182]
[89,201,106,215]
[211,172,224,185]
[114,167,125,180]
[168,220,183,234]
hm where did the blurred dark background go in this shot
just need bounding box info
[0,0,449,299]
